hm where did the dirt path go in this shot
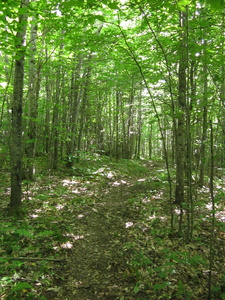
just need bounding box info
[2,159,223,299]
[56,181,142,300]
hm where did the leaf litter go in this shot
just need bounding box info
[0,157,225,299]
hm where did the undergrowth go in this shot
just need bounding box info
[0,155,225,299]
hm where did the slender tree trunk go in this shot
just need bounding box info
[189,58,197,239]
[115,90,120,159]
[183,8,194,241]
[26,15,39,181]
[186,84,193,241]
[175,11,187,208]
[128,84,135,159]
[52,81,60,169]
[108,93,113,157]
[51,43,64,169]
[135,87,142,159]
[95,92,104,153]
[121,98,127,158]
[77,63,92,160]
[66,58,82,167]
[208,120,215,300]
[220,13,225,167]
[221,68,225,167]
[149,124,153,159]
[199,46,208,186]
[44,68,51,154]
[9,0,29,214]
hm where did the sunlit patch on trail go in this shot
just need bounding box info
[72,187,87,194]
[64,233,85,241]
[137,178,146,182]
[93,167,116,179]
[107,171,116,179]
[62,179,79,186]
[30,208,42,218]
[142,197,151,203]
[30,214,39,218]
[111,180,127,186]
[147,213,156,220]
[55,203,66,210]
[73,281,85,288]
[60,241,73,249]
[152,191,163,200]
[77,214,85,218]
[147,214,166,221]
[125,222,134,228]
[58,234,85,249]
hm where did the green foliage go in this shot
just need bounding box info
[177,0,192,10]
[62,0,85,9]
[1,0,225,297]
[204,0,224,10]
[10,281,33,293]
[1,157,225,298]
[107,1,119,9]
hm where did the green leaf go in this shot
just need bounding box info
[88,15,96,25]
[166,3,177,13]
[37,230,55,237]
[76,0,84,7]
[11,282,32,293]
[177,0,192,6]
[108,2,119,9]
[206,0,223,10]
[15,229,33,237]
[153,283,164,291]
[133,285,140,294]
[63,0,75,9]
[177,0,192,10]
[95,15,105,22]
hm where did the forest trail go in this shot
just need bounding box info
[1,158,223,300]
[56,176,147,300]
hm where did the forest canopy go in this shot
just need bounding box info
[1,0,225,299]
[0,0,225,206]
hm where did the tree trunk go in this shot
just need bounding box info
[220,13,225,167]
[115,90,120,159]
[9,0,29,214]
[199,53,208,186]
[77,61,92,160]
[51,43,64,169]
[26,15,39,181]
[135,86,142,159]
[66,58,82,167]
[44,57,51,154]
[175,10,187,206]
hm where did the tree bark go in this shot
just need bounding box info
[9,0,29,214]
[77,57,92,160]
[220,13,225,167]
[26,14,39,181]
[135,86,142,159]
[66,57,82,167]
[175,10,187,205]
[51,43,64,169]
[199,49,208,186]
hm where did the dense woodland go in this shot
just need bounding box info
[0,0,225,299]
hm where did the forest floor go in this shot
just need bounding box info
[0,155,225,299]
